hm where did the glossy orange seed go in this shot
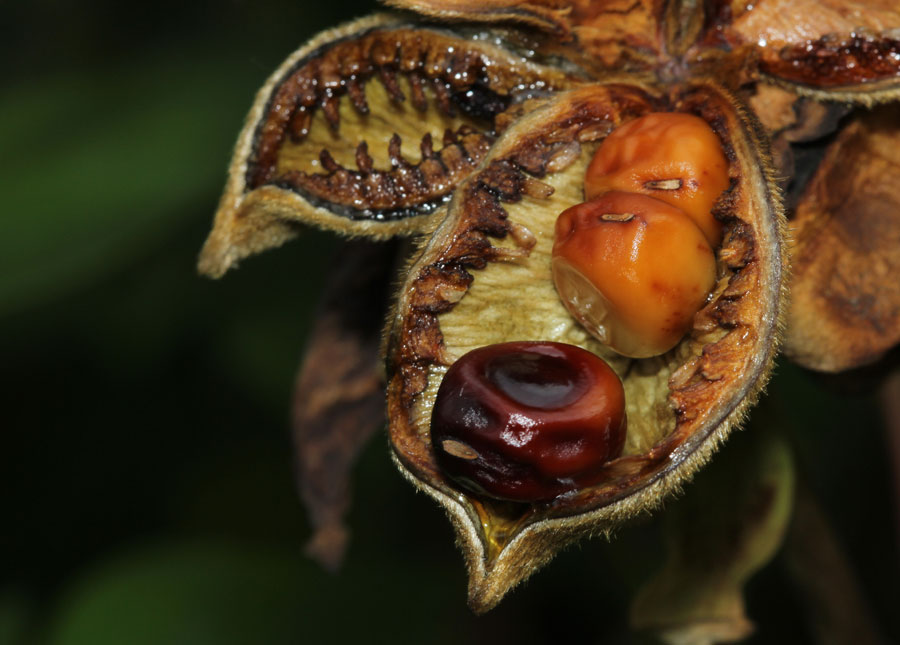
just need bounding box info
[552,191,717,358]
[584,112,730,246]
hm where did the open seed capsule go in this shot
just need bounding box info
[552,191,717,358]
[584,112,730,246]
[386,84,786,613]
[431,341,627,502]
[200,0,896,618]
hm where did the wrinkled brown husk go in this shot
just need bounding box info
[387,0,670,70]
[698,0,900,102]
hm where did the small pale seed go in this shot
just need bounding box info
[644,178,683,190]
[522,176,555,199]
[600,212,635,222]
[442,439,480,460]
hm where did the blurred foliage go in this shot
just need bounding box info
[631,430,795,643]
[2,2,898,644]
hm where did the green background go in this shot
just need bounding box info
[2,1,898,643]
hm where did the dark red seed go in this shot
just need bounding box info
[430,341,627,502]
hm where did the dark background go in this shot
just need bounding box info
[2,2,898,643]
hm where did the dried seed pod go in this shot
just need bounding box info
[552,191,717,358]
[201,0,900,623]
[698,0,900,101]
[197,14,579,278]
[387,83,786,612]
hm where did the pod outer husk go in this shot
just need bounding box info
[690,0,900,104]
[384,0,668,69]
[386,82,787,612]
[199,15,405,279]
[197,14,579,278]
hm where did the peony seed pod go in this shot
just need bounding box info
[387,84,786,612]
[198,0,900,621]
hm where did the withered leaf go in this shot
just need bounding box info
[786,105,900,372]
[747,83,849,202]
[293,239,396,571]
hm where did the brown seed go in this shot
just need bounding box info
[420,132,435,159]
[585,112,729,246]
[378,67,406,103]
[288,107,312,142]
[388,134,405,168]
[319,149,341,173]
[409,72,428,111]
[553,192,717,358]
[431,341,627,502]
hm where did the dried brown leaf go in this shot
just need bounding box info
[293,239,396,570]
[786,106,900,371]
